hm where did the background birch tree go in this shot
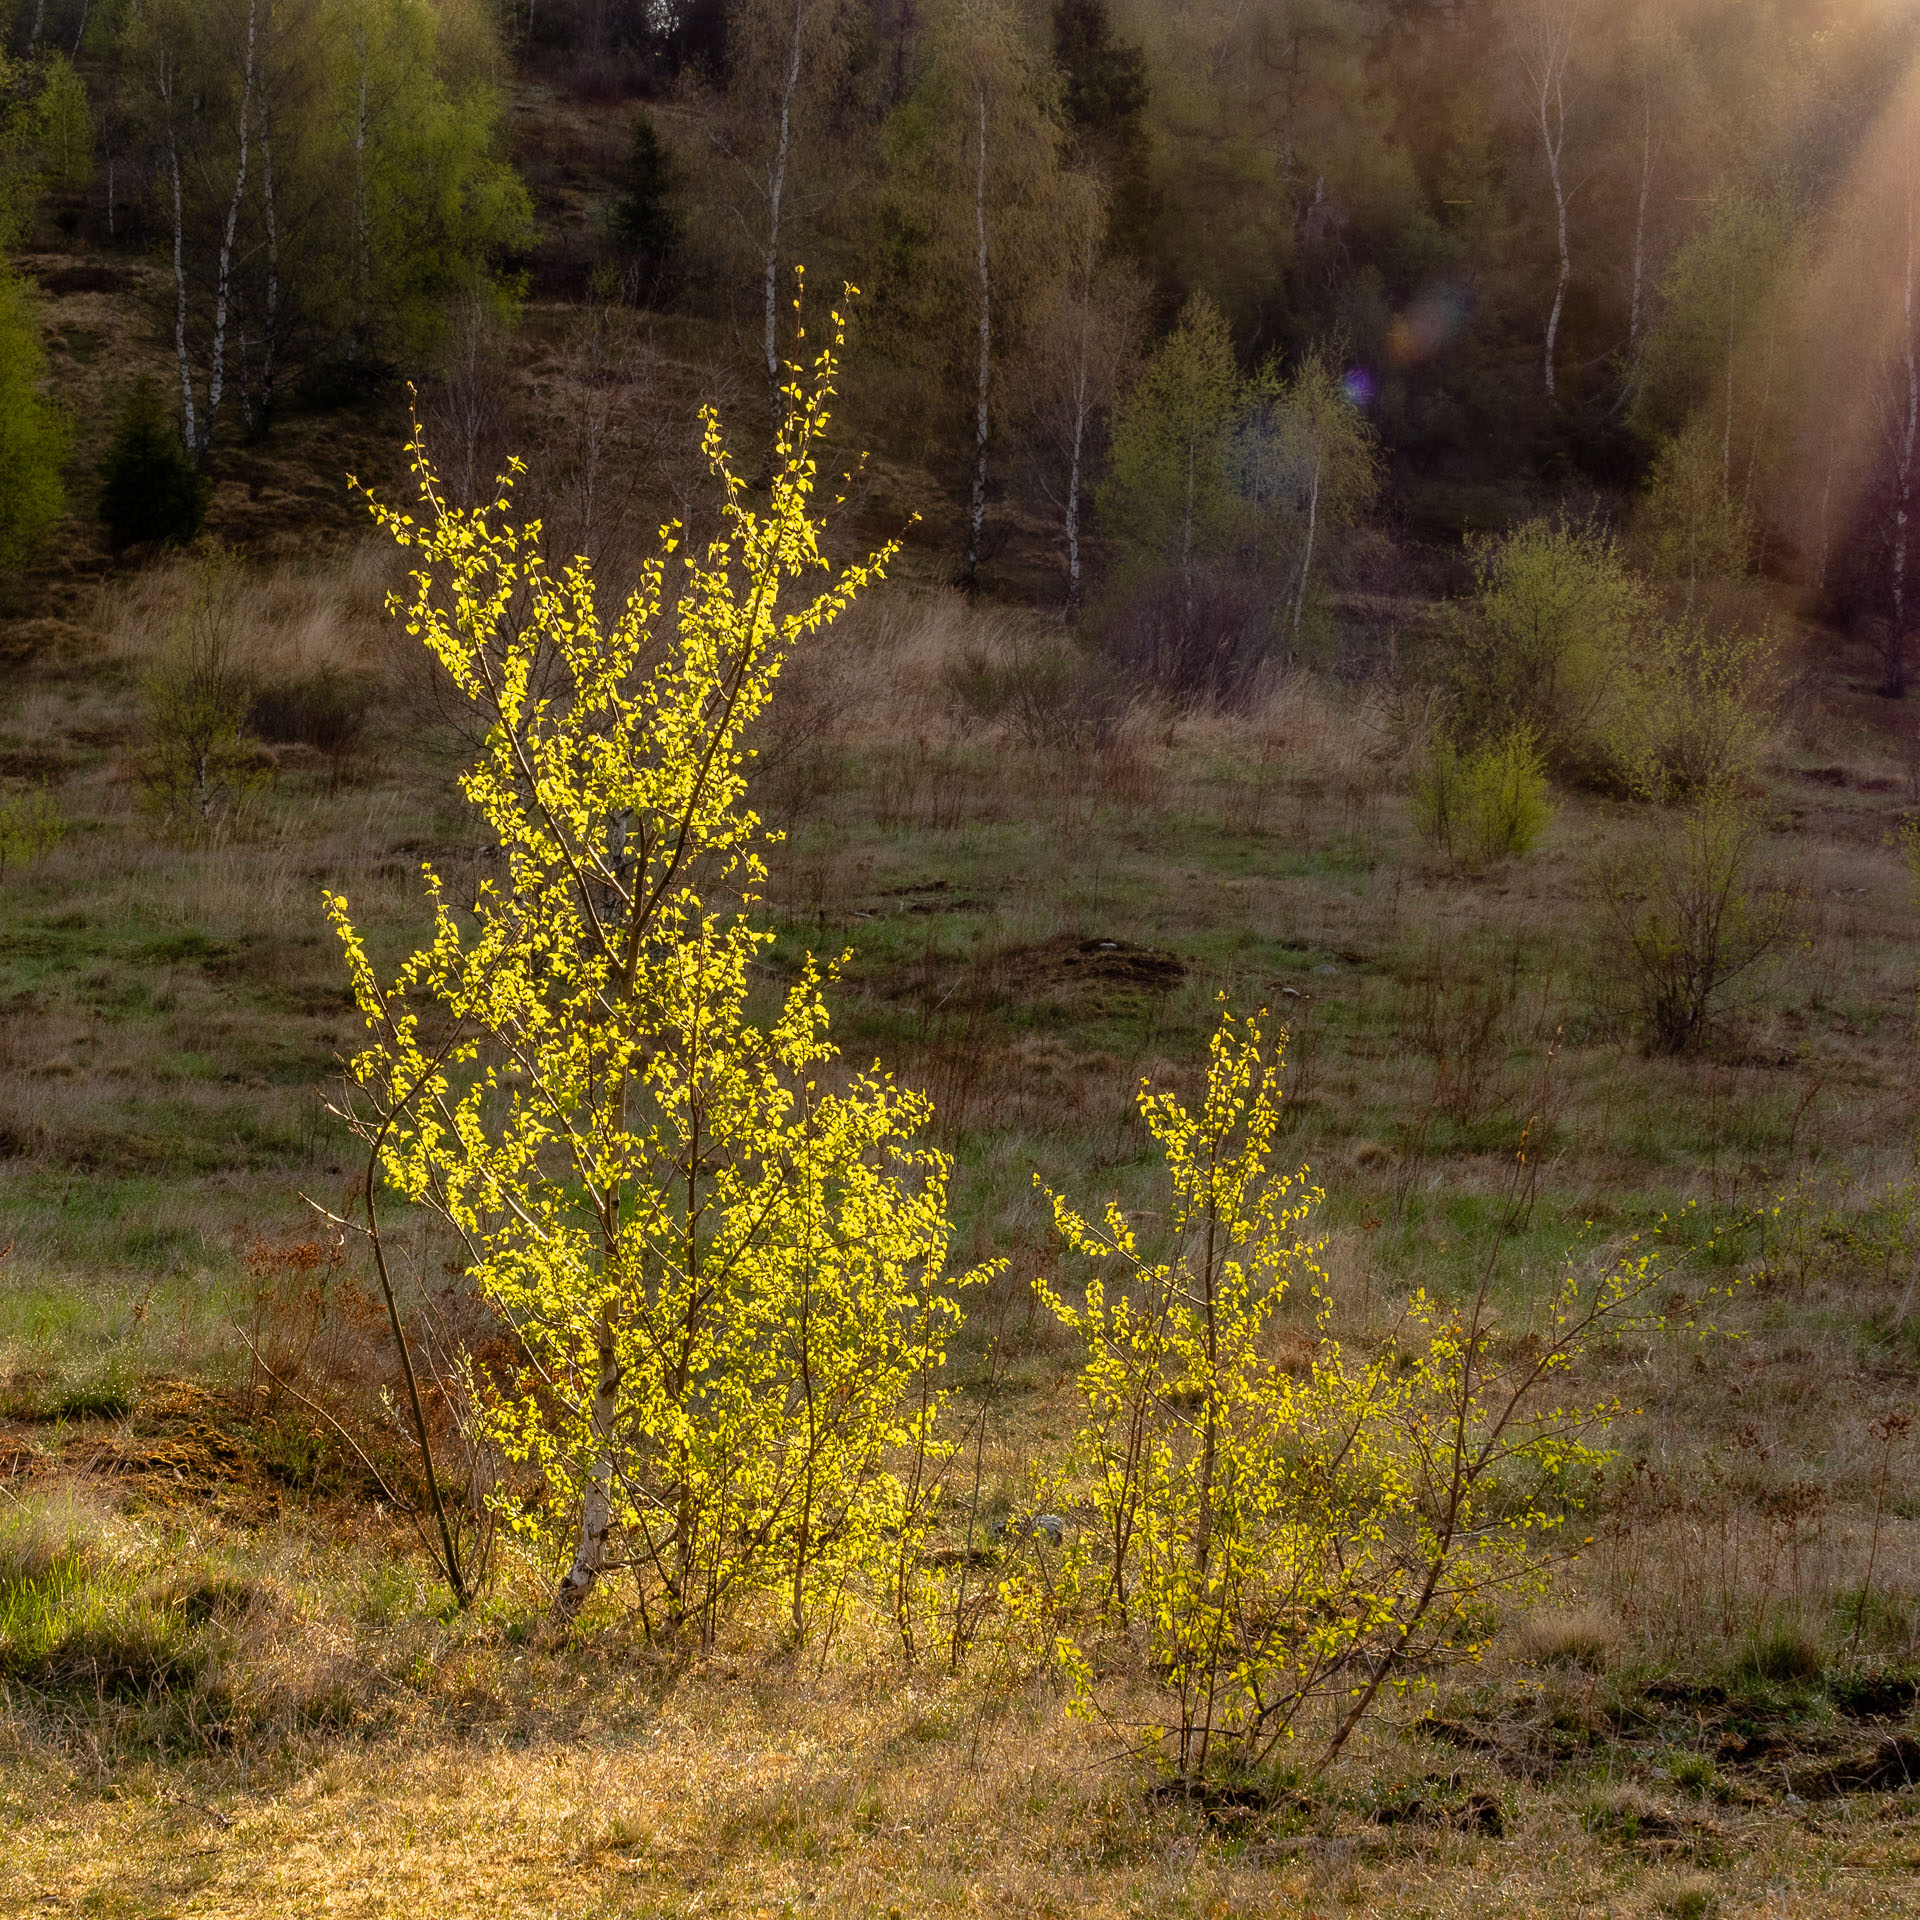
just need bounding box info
[707,0,861,428]
[1509,0,1580,401]
[1010,206,1146,614]
[874,0,1074,588]
[118,0,527,462]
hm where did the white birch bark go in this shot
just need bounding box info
[761,0,806,422]
[1064,350,1088,614]
[157,55,198,457]
[1516,2,1576,399]
[1291,450,1322,644]
[203,0,259,457]
[552,1315,620,1622]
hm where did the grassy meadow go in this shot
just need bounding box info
[4,500,1920,1916]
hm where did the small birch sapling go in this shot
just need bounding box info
[329,309,987,1639]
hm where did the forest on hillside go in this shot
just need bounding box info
[4,0,1920,658]
[10,5,1920,1916]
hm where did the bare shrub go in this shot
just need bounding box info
[1096,566,1271,704]
[1591,797,1801,1053]
[1402,936,1527,1125]
[246,672,371,781]
[941,618,1127,748]
[136,559,273,834]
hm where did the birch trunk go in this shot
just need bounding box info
[761,0,806,425]
[1518,6,1576,400]
[964,83,992,588]
[160,61,198,458]
[1541,79,1569,398]
[1064,371,1087,615]
[552,1313,621,1623]
[204,0,260,460]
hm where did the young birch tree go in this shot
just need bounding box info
[939,0,1056,587]
[1625,41,1658,359]
[1231,346,1380,646]
[1100,293,1242,638]
[1028,1004,1666,1785]
[716,0,861,427]
[1012,207,1146,613]
[1509,0,1578,399]
[136,0,260,463]
[880,0,1069,587]
[329,312,985,1635]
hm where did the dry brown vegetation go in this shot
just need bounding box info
[5,544,1920,1913]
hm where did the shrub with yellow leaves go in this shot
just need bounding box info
[1029,1006,1668,1784]
[328,308,988,1641]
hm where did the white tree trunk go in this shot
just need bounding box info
[205,0,260,458]
[1065,375,1087,615]
[762,0,806,422]
[1518,4,1576,400]
[553,1315,621,1622]
[159,57,198,458]
[964,82,991,586]
[1542,91,1570,398]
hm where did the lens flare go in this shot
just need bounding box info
[1387,281,1472,368]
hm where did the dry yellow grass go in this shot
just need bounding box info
[6,1656,1920,1920]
